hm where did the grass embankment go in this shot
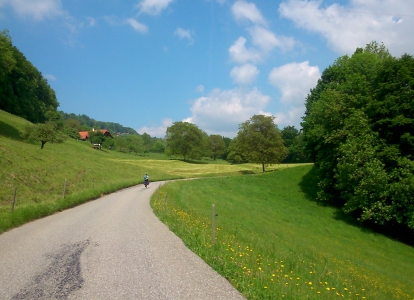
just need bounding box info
[0,109,306,233]
[151,166,414,299]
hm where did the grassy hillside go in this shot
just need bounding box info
[151,166,414,299]
[0,109,308,233]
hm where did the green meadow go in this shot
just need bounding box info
[1,109,414,299]
[0,109,305,233]
[151,167,414,299]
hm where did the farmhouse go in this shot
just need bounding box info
[78,129,113,140]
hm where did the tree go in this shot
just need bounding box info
[226,137,247,164]
[281,125,299,148]
[126,135,144,154]
[208,134,225,160]
[302,42,414,231]
[89,130,106,145]
[152,139,166,153]
[236,115,288,172]
[165,122,204,160]
[22,121,66,149]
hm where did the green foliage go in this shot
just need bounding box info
[302,42,414,230]
[88,130,106,145]
[226,137,247,164]
[207,134,226,160]
[281,125,298,148]
[0,30,59,123]
[152,139,166,153]
[281,126,309,163]
[126,135,144,154]
[22,121,67,149]
[59,111,137,135]
[235,115,287,172]
[165,121,205,160]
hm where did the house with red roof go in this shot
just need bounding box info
[79,129,113,140]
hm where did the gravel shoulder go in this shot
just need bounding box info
[0,181,245,300]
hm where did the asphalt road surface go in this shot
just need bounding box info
[0,181,245,300]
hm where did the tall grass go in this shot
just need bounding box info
[151,166,414,299]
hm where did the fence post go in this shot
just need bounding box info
[212,204,216,244]
[63,179,67,199]
[11,187,17,213]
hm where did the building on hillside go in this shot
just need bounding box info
[78,129,113,141]
[79,131,89,141]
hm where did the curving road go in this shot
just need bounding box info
[0,182,245,300]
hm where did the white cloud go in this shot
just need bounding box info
[248,25,296,52]
[269,61,320,105]
[274,106,305,128]
[126,18,148,34]
[229,36,263,64]
[196,85,204,93]
[186,87,271,137]
[44,74,56,81]
[137,0,173,16]
[174,27,194,44]
[0,0,63,21]
[269,61,320,128]
[137,118,172,137]
[279,0,414,56]
[231,0,267,26]
[230,63,259,85]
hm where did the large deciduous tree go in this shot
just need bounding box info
[235,115,287,172]
[165,121,204,160]
[302,42,414,230]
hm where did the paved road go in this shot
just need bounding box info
[0,182,245,300]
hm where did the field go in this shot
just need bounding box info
[151,167,414,299]
[2,109,414,299]
[0,109,307,233]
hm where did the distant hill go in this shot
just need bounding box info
[59,111,138,135]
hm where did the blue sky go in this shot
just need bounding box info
[1,0,413,137]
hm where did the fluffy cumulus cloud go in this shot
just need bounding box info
[229,1,297,65]
[279,0,414,56]
[186,87,271,136]
[269,61,320,105]
[269,61,320,127]
[137,0,173,16]
[137,118,173,137]
[126,18,148,33]
[231,0,267,26]
[0,0,63,21]
[174,27,194,44]
[248,25,296,52]
[230,63,259,85]
[228,36,263,64]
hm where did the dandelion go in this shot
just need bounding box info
[326,288,330,291]
[309,282,312,285]
[264,286,267,289]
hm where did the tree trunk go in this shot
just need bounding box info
[262,163,265,173]
[41,141,46,149]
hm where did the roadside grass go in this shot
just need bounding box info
[0,109,308,233]
[151,166,414,300]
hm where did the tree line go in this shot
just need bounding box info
[302,42,414,235]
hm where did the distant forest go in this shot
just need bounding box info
[59,111,138,135]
